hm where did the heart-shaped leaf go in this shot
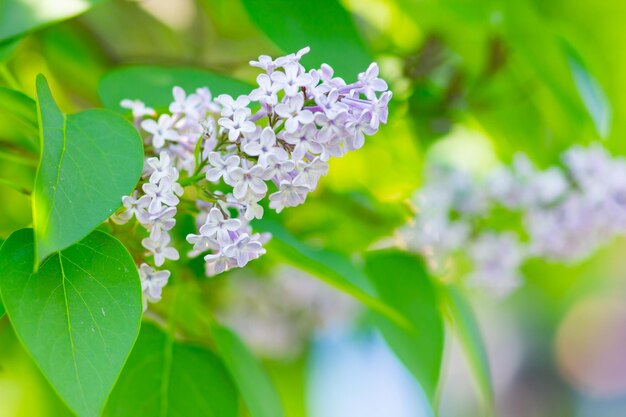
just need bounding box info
[33,75,143,264]
[0,228,142,417]
[105,322,239,417]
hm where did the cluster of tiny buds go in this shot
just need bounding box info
[112,47,392,310]
[400,143,626,298]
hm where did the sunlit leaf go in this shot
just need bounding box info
[443,285,493,413]
[0,0,105,42]
[241,0,371,78]
[212,324,285,417]
[105,322,239,417]
[33,74,143,264]
[364,250,444,401]
[99,66,252,112]
[0,228,142,417]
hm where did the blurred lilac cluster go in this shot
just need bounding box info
[112,47,391,310]
[401,144,626,297]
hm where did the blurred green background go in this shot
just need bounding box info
[1,1,626,416]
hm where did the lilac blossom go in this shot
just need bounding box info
[401,144,626,298]
[110,47,392,310]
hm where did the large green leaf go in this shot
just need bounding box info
[105,322,239,417]
[212,324,284,417]
[256,218,411,331]
[241,0,371,78]
[0,228,142,417]
[364,250,445,402]
[0,0,105,42]
[99,66,253,112]
[33,74,143,264]
[443,285,493,414]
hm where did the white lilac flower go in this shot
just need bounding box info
[142,233,180,267]
[146,151,178,184]
[269,181,310,212]
[205,152,241,183]
[141,114,179,148]
[402,143,626,298]
[274,46,311,68]
[204,249,235,275]
[170,86,203,120]
[215,94,250,117]
[281,124,324,161]
[223,233,266,267]
[229,165,268,200]
[314,111,349,143]
[313,63,346,94]
[139,263,170,311]
[121,99,155,119]
[488,154,568,209]
[113,47,392,307]
[142,178,180,214]
[249,74,280,106]
[147,206,177,240]
[347,111,377,150]
[357,63,389,99]
[242,127,288,167]
[263,156,296,182]
[111,191,150,225]
[274,93,314,134]
[465,232,525,298]
[271,62,313,96]
[293,157,328,188]
[219,108,256,142]
[199,207,242,242]
[249,55,280,73]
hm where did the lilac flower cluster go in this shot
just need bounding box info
[112,47,391,310]
[400,144,626,297]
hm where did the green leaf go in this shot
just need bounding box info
[0,228,142,417]
[0,0,105,43]
[255,218,412,331]
[212,324,284,417]
[33,74,143,264]
[105,322,239,417]
[563,41,612,139]
[443,285,493,414]
[99,66,253,112]
[241,0,371,78]
[364,250,445,401]
[0,86,39,152]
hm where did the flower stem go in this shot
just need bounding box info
[179,173,206,186]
